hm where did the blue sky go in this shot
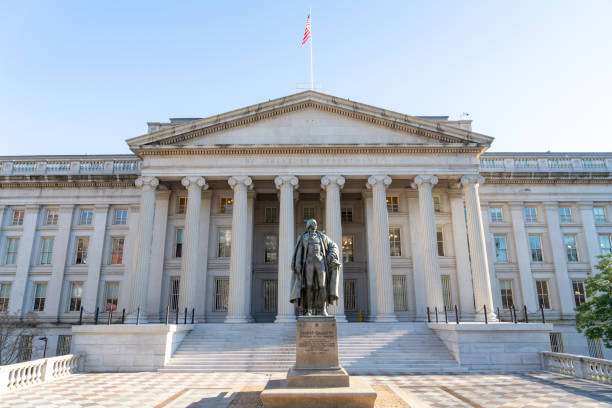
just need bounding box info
[1,1,610,155]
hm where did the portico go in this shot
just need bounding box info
[123,91,497,323]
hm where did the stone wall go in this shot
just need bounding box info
[71,324,193,372]
[428,322,553,371]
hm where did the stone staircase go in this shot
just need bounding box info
[159,322,467,374]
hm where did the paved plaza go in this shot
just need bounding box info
[1,371,611,408]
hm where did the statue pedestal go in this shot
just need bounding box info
[260,316,376,408]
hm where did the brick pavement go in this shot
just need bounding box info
[0,371,610,407]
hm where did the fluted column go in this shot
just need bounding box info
[179,176,208,318]
[275,176,299,323]
[366,175,397,322]
[362,190,377,320]
[461,175,496,320]
[321,175,347,322]
[449,193,476,317]
[225,176,253,323]
[414,175,444,312]
[128,176,159,321]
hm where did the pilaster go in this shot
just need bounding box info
[509,202,538,311]
[9,205,40,316]
[44,205,74,319]
[83,204,109,314]
[578,201,602,274]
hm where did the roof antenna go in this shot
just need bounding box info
[460,112,470,120]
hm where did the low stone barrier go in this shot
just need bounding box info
[428,322,553,371]
[0,354,83,394]
[71,324,193,372]
[541,351,612,385]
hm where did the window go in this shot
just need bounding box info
[5,238,19,264]
[441,275,452,310]
[499,280,514,309]
[169,277,180,311]
[436,227,444,256]
[104,281,119,311]
[265,207,278,223]
[0,283,11,312]
[220,197,233,214]
[40,237,54,265]
[549,332,564,353]
[45,208,59,225]
[11,208,24,226]
[110,237,125,264]
[263,280,277,313]
[564,235,578,262]
[303,207,315,221]
[33,282,47,311]
[593,207,607,223]
[218,228,231,257]
[177,197,187,215]
[389,227,401,257]
[494,235,508,262]
[341,207,353,223]
[599,235,611,255]
[392,275,407,311]
[56,335,72,356]
[490,207,503,223]
[433,196,441,213]
[524,207,538,223]
[536,280,551,309]
[264,235,278,263]
[113,208,128,225]
[386,196,399,213]
[214,277,229,311]
[572,280,586,307]
[79,208,93,225]
[559,207,572,223]
[342,235,354,263]
[344,279,357,311]
[75,237,89,264]
[17,335,33,362]
[587,338,604,359]
[529,235,543,262]
[69,282,83,311]
[175,229,184,258]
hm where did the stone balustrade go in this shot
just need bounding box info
[480,154,612,172]
[0,354,83,394]
[541,351,612,385]
[0,157,141,176]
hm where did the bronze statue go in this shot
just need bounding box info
[290,219,341,316]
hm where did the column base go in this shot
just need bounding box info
[468,313,498,322]
[275,314,296,323]
[224,315,251,323]
[372,313,398,323]
[334,314,348,323]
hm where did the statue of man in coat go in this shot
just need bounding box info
[290,219,341,316]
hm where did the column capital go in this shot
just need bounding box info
[181,176,208,190]
[413,175,438,187]
[542,201,560,209]
[274,175,299,190]
[321,175,345,190]
[460,175,485,186]
[366,175,392,189]
[577,201,594,210]
[228,176,253,190]
[135,176,159,190]
[508,201,525,210]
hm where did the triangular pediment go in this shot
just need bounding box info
[127,91,493,152]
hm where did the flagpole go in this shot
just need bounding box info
[309,8,313,90]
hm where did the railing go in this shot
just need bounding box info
[480,154,612,173]
[0,157,141,176]
[0,354,83,394]
[541,352,612,385]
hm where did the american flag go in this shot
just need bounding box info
[301,13,311,46]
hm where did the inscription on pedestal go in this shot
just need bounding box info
[296,316,339,369]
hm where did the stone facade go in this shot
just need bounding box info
[0,91,611,361]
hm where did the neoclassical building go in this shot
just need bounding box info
[0,91,610,359]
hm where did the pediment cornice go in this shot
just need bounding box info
[127,91,494,151]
